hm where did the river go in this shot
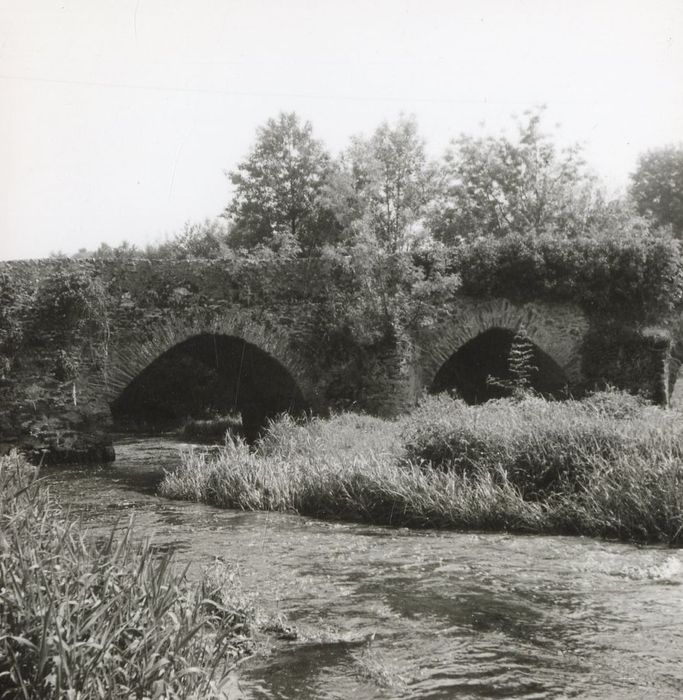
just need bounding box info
[43,436,683,699]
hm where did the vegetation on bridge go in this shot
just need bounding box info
[52,110,683,322]
[3,111,682,368]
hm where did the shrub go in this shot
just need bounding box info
[29,264,105,335]
[0,271,30,377]
[451,229,683,319]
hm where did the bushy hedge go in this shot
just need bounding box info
[449,230,683,319]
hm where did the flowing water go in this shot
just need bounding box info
[44,437,683,699]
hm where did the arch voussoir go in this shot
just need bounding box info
[101,310,316,408]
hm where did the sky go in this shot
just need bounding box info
[1,0,681,261]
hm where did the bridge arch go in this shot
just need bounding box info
[417,298,589,402]
[101,313,316,438]
[430,327,570,402]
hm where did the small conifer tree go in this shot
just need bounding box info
[487,326,538,398]
[508,327,536,390]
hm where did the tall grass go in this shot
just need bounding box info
[160,394,683,546]
[402,392,676,495]
[0,452,256,699]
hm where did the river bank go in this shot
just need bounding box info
[160,392,683,546]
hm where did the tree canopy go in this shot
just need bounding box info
[225,112,339,252]
[630,145,683,238]
[340,116,435,253]
[428,110,615,244]
[70,110,679,263]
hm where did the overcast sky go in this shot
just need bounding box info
[1,0,681,260]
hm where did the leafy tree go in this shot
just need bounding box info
[630,145,683,237]
[334,116,435,253]
[430,109,611,243]
[225,112,339,252]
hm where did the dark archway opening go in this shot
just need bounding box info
[111,334,306,441]
[430,328,569,404]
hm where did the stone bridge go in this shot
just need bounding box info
[0,257,676,463]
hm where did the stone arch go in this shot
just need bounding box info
[97,312,317,435]
[417,298,589,397]
[430,327,570,403]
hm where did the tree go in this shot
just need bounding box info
[335,116,435,253]
[630,145,683,238]
[225,112,339,252]
[486,327,538,398]
[429,109,610,243]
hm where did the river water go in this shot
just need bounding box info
[43,437,683,699]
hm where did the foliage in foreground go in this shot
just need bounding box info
[160,394,683,546]
[0,452,255,699]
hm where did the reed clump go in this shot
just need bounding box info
[0,451,256,699]
[159,393,683,546]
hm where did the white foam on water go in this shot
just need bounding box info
[585,549,683,584]
[619,556,683,584]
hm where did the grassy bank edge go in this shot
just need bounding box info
[160,395,683,547]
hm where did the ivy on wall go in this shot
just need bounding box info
[581,325,672,403]
[448,230,683,320]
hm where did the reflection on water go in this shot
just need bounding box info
[44,437,683,699]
